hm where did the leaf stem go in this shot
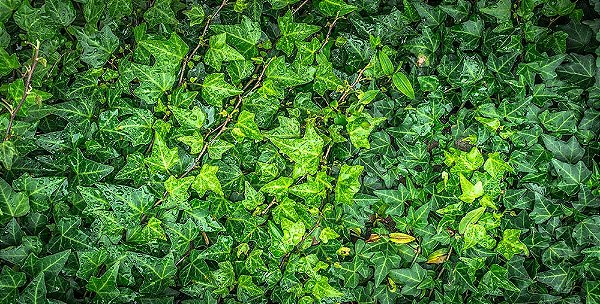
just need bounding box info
[4,40,41,142]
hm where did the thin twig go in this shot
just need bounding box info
[291,0,310,15]
[318,12,340,53]
[177,0,229,86]
[337,64,369,105]
[4,41,40,141]
[261,198,277,216]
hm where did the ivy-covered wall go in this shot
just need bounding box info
[0,0,599,303]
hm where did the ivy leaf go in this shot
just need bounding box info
[232,110,263,141]
[495,229,529,260]
[371,251,401,286]
[317,0,357,16]
[97,183,155,228]
[0,177,29,218]
[205,33,245,71]
[69,149,114,186]
[335,164,363,205]
[86,263,119,301]
[211,16,262,58]
[479,264,519,294]
[458,173,484,203]
[0,266,26,303]
[145,133,179,174]
[139,32,189,72]
[270,125,324,178]
[389,263,427,296]
[536,264,576,293]
[192,164,223,197]
[130,252,176,294]
[0,47,19,77]
[20,273,46,304]
[277,11,320,56]
[201,73,243,107]
[541,135,584,163]
[143,0,177,27]
[346,112,386,149]
[73,25,119,68]
[551,159,591,195]
[184,5,205,27]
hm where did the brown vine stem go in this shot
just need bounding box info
[261,198,277,216]
[172,58,274,266]
[291,0,310,15]
[177,0,228,86]
[336,64,369,109]
[4,40,41,141]
[318,12,341,53]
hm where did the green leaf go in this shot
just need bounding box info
[97,183,155,228]
[145,132,179,174]
[130,252,176,294]
[276,11,320,56]
[551,159,591,195]
[232,110,263,141]
[86,263,119,301]
[536,264,576,293]
[389,263,427,296]
[0,177,29,217]
[0,47,19,77]
[346,112,386,149]
[483,152,513,178]
[541,135,584,163]
[311,275,344,300]
[172,106,205,131]
[201,73,243,107]
[139,32,189,71]
[458,173,484,203]
[184,4,205,27]
[0,266,26,303]
[20,273,46,304]
[458,206,486,234]
[205,33,245,70]
[392,71,415,99]
[73,25,119,68]
[143,0,177,27]
[317,0,357,16]
[270,125,324,178]
[371,251,401,286]
[211,16,262,58]
[335,164,363,205]
[192,164,223,197]
[480,264,519,294]
[237,275,264,301]
[68,149,114,186]
[495,229,529,260]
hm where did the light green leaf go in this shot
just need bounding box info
[145,133,179,174]
[192,164,223,197]
[458,173,484,203]
[270,125,324,178]
[335,164,363,205]
[232,110,263,141]
[201,73,243,107]
[495,229,529,260]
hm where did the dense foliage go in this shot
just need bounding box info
[0,0,599,303]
